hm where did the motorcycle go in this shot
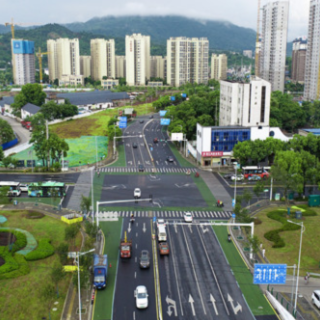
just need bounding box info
[130,216,135,223]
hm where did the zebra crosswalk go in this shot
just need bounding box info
[99,167,197,173]
[88,210,233,219]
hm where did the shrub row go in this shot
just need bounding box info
[0,247,19,274]
[264,210,301,248]
[0,229,27,253]
[25,239,55,261]
[0,254,30,280]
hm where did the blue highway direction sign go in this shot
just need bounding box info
[254,264,287,284]
[160,118,171,125]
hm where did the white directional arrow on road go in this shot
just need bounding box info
[188,295,196,316]
[174,183,190,188]
[188,224,193,233]
[128,223,131,233]
[210,294,218,315]
[174,222,178,233]
[145,161,151,165]
[227,294,242,315]
[200,225,209,233]
[128,161,133,165]
[166,296,178,317]
[143,223,146,233]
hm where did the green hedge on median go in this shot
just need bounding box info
[264,209,308,248]
[25,239,55,261]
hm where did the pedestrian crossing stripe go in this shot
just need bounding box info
[87,210,233,219]
[99,167,197,173]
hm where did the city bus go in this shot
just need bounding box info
[28,181,66,197]
[0,181,21,196]
[242,166,269,179]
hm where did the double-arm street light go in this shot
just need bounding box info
[287,220,305,313]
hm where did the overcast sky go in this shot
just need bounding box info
[1,0,309,41]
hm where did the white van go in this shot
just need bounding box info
[157,225,167,242]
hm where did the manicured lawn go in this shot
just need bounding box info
[192,175,218,208]
[169,142,195,168]
[93,219,122,320]
[255,206,320,272]
[50,104,154,139]
[213,225,275,316]
[0,210,81,320]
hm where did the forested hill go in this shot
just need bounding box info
[64,15,256,51]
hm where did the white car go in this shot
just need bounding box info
[157,219,166,229]
[312,290,320,309]
[134,285,149,309]
[134,188,141,198]
[20,184,29,192]
[184,212,193,223]
[230,174,244,181]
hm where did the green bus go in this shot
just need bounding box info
[28,181,66,198]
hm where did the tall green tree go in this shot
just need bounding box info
[0,118,15,144]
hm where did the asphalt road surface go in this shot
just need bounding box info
[113,217,157,320]
[159,222,254,320]
[124,115,181,169]
[100,174,207,208]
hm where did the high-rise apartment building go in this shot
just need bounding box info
[80,56,91,78]
[291,38,307,83]
[90,39,115,81]
[211,54,227,80]
[12,39,35,85]
[115,56,126,78]
[47,38,80,81]
[150,56,165,79]
[219,77,271,127]
[304,0,320,100]
[260,1,289,92]
[167,37,209,87]
[125,34,150,86]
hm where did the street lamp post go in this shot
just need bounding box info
[234,165,237,206]
[287,220,305,313]
[76,248,95,320]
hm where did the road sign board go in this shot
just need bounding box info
[153,217,157,223]
[150,147,153,151]
[160,118,171,125]
[232,213,236,218]
[232,199,235,207]
[119,116,127,122]
[119,122,127,129]
[159,110,167,117]
[254,264,287,284]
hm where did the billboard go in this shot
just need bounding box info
[159,110,167,117]
[124,108,133,115]
[13,40,35,54]
[171,133,183,141]
[160,118,171,125]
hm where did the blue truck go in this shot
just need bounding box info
[93,254,108,290]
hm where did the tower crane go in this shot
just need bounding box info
[5,18,40,39]
[255,0,261,77]
[36,48,50,83]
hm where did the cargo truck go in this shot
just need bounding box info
[93,254,108,289]
[21,120,32,131]
[120,231,132,258]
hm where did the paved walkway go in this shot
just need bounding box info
[66,169,93,211]
[199,170,233,211]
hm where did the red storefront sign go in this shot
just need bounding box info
[201,151,223,157]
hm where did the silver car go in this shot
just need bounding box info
[139,250,150,269]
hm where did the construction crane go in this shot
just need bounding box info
[36,48,50,83]
[255,0,261,77]
[5,18,40,39]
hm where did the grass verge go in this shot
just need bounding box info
[213,225,275,316]
[255,206,320,272]
[108,143,126,167]
[168,142,195,168]
[93,219,122,320]
[0,210,79,320]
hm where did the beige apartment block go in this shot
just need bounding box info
[90,39,115,81]
[304,0,320,100]
[80,56,91,78]
[167,37,209,87]
[260,1,289,92]
[125,34,150,86]
[150,56,165,79]
[211,54,227,80]
[47,38,80,81]
[115,56,126,78]
[292,38,307,83]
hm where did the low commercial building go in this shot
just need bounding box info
[59,74,84,86]
[195,123,291,167]
[101,79,119,89]
[21,103,40,119]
